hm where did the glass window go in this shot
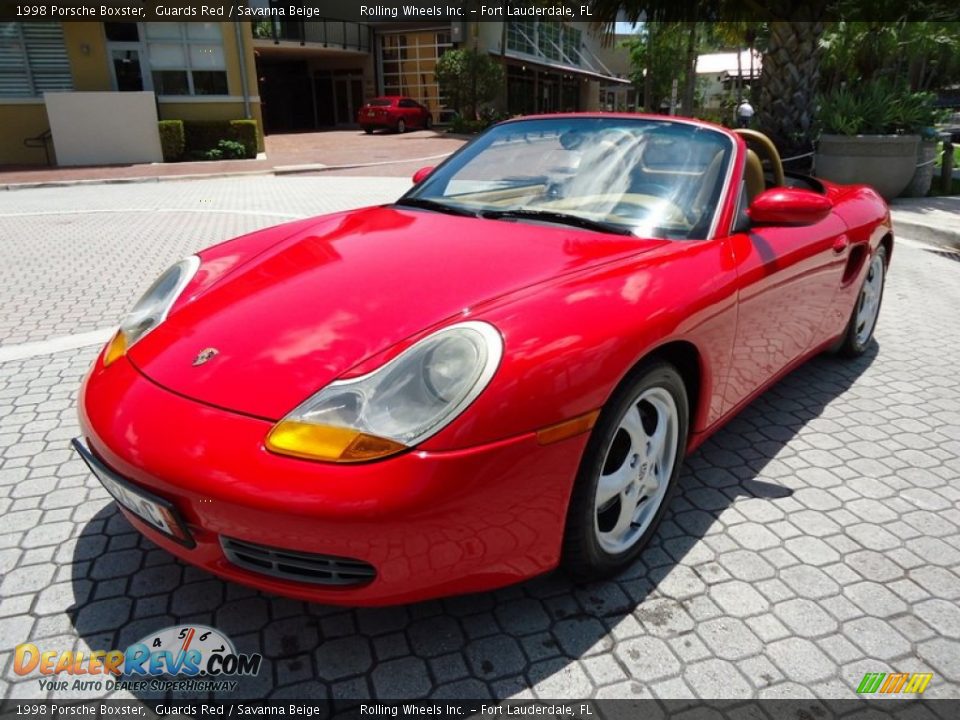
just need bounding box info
[377,30,451,119]
[192,70,228,95]
[148,43,186,69]
[562,27,582,65]
[144,23,181,40]
[137,22,227,96]
[189,44,224,69]
[151,69,189,95]
[187,23,221,41]
[104,22,139,42]
[539,23,561,61]
[403,118,734,241]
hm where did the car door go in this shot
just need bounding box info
[398,98,419,126]
[722,186,850,413]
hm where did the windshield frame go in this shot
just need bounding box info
[398,115,737,241]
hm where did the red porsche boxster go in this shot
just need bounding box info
[75,114,891,605]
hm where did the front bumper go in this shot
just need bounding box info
[77,357,586,605]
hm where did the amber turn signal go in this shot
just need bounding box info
[102,331,127,367]
[536,410,600,446]
[265,420,407,462]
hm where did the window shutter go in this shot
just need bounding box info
[22,22,73,93]
[0,22,30,96]
[0,22,72,97]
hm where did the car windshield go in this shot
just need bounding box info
[400,117,733,240]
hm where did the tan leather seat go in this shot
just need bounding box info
[744,148,765,203]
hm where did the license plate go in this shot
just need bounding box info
[72,438,194,546]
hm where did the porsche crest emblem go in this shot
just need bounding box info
[192,348,219,366]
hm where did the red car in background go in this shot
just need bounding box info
[359,96,433,134]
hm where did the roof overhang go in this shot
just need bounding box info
[502,52,632,85]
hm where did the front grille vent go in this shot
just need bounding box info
[220,536,376,587]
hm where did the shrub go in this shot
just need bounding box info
[183,120,258,159]
[214,139,247,159]
[818,81,941,136]
[158,120,185,162]
[436,48,504,120]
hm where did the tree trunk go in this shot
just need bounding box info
[736,45,743,105]
[681,22,698,116]
[758,19,824,174]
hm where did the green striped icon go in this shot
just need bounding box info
[857,672,933,694]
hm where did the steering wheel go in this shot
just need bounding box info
[733,129,785,187]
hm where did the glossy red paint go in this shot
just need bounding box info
[77,114,892,605]
[358,96,431,133]
[748,188,833,226]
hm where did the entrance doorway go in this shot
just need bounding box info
[317,73,364,126]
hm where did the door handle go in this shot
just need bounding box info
[832,235,850,254]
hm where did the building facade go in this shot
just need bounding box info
[1,21,262,165]
[1,15,631,166]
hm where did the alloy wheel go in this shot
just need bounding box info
[855,253,885,345]
[593,386,679,554]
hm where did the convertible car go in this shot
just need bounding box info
[74,114,891,605]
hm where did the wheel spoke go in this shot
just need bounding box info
[646,407,668,464]
[597,462,632,507]
[620,404,648,448]
[610,489,638,539]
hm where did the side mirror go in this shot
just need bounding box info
[412,166,434,185]
[747,188,833,227]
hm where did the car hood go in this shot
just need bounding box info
[129,206,664,420]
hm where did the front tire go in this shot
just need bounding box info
[425,115,433,130]
[562,361,689,581]
[363,127,374,135]
[838,245,887,357]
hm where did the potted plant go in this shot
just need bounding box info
[814,81,930,200]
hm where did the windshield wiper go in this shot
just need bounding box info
[479,208,635,236]
[394,197,479,218]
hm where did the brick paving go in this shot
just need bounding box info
[0,177,959,701]
[0,130,466,186]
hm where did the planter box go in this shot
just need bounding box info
[815,134,919,200]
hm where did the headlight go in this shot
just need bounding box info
[102,256,200,367]
[266,321,503,462]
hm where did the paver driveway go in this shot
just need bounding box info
[1,177,959,701]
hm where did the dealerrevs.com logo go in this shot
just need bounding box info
[14,625,262,693]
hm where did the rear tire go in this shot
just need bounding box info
[363,127,373,135]
[425,115,433,130]
[838,245,887,357]
[562,361,689,581]
[396,119,406,134]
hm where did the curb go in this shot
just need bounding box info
[0,169,275,191]
[0,152,453,190]
[891,214,960,252]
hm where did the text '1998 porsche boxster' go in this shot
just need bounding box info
[75,115,892,605]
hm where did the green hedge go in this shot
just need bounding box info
[183,120,258,159]
[158,120,185,162]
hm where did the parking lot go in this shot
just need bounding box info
[1,175,959,701]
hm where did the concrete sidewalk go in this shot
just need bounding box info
[890,196,960,251]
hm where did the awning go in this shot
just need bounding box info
[501,52,633,85]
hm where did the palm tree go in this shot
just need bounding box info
[592,1,828,171]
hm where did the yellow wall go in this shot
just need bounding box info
[1,21,264,166]
[0,103,51,165]
[63,22,112,90]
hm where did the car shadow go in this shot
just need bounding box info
[67,344,878,701]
